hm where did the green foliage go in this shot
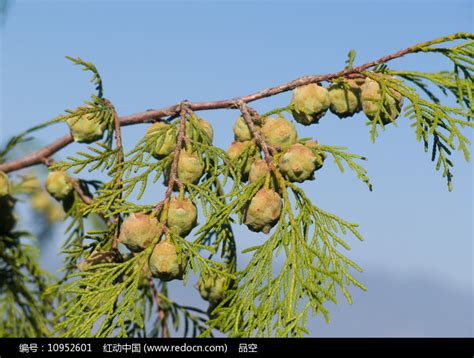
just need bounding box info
[319,145,372,191]
[66,56,104,98]
[55,249,151,337]
[0,33,472,338]
[345,49,357,69]
[199,170,365,337]
[0,231,53,337]
[364,34,474,190]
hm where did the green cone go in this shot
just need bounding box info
[118,213,163,252]
[146,122,177,158]
[67,105,107,143]
[290,84,330,125]
[149,240,187,281]
[328,79,362,118]
[244,188,282,234]
[45,171,74,200]
[177,150,204,185]
[279,143,319,182]
[167,196,198,238]
[361,78,404,124]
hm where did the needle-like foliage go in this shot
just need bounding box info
[0,33,472,337]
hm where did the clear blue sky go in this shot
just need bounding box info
[1,0,472,336]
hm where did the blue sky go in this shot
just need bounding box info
[1,0,472,336]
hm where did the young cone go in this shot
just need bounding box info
[186,118,214,143]
[260,117,298,148]
[361,77,404,124]
[198,272,229,304]
[146,122,177,158]
[149,240,187,281]
[233,115,263,142]
[177,150,204,185]
[226,141,260,177]
[244,188,282,234]
[290,84,331,125]
[45,171,74,200]
[303,140,326,170]
[118,213,163,252]
[328,80,362,118]
[67,105,107,143]
[31,191,52,211]
[279,143,319,182]
[227,140,251,160]
[248,159,279,191]
[248,159,270,183]
[167,196,198,238]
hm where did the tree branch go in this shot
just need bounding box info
[1,135,73,173]
[1,33,470,174]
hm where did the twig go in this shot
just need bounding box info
[238,102,275,169]
[71,181,92,205]
[108,101,125,250]
[69,180,113,226]
[154,103,189,215]
[148,277,169,338]
[0,33,470,174]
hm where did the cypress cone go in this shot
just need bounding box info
[177,150,204,185]
[67,105,107,143]
[186,118,214,143]
[233,115,265,141]
[167,196,198,238]
[149,240,187,281]
[198,272,229,304]
[45,171,74,200]
[248,159,270,183]
[278,143,319,182]
[31,191,51,211]
[260,117,298,148]
[248,159,279,191]
[227,141,260,177]
[328,79,362,118]
[227,141,251,160]
[244,188,282,234]
[290,84,331,125]
[360,78,404,124]
[146,122,177,158]
[303,140,326,170]
[233,116,253,141]
[118,213,163,252]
